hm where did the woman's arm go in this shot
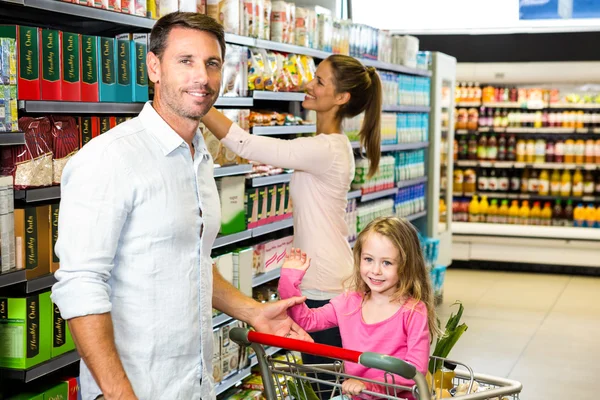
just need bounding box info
[202,108,334,174]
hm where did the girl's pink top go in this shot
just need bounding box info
[278,268,431,399]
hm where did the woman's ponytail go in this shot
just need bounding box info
[327,55,383,178]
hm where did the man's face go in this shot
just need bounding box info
[149,27,222,121]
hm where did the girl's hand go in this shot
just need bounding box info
[342,379,366,396]
[282,248,311,272]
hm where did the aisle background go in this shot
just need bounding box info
[438,269,599,400]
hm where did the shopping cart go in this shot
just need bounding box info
[230,328,522,400]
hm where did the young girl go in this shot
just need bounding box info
[279,217,439,399]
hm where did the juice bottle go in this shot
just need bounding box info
[554,139,565,163]
[464,169,477,194]
[550,169,561,196]
[479,195,490,222]
[453,169,464,195]
[520,169,530,194]
[516,139,526,162]
[552,199,563,226]
[574,139,585,164]
[498,200,509,224]
[478,134,488,160]
[498,134,507,161]
[595,139,600,164]
[577,110,585,129]
[528,169,539,194]
[468,135,478,160]
[546,139,555,163]
[510,170,521,193]
[538,169,550,196]
[561,169,572,197]
[564,139,575,163]
[488,169,498,192]
[595,206,600,228]
[585,139,595,164]
[530,201,542,226]
[534,111,543,129]
[573,203,585,228]
[498,170,510,193]
[583,170,595,195]
[564,199,574,227]
[487,199,498,224]
[468,195,480,223]
[535,138,546,163]
[507,135,517,161]
[585,204,596,228]
[572,169,584,197]
[508,200,520,225]
[487,134,498,160]
[519,200,531,225]
[541,202,552,226]
[526,139,536,163]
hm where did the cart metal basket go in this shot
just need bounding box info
[230,328,522,400]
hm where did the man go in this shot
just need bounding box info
[51,12,310,400]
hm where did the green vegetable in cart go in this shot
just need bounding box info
[428,301,468,374]
[287,378,320,400]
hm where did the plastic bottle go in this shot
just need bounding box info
[585,139,595,164]
[550,169,561,196]
[572,169,584,197]
[526,139,536,163]
[487,134,498,161]
[554,139,565,163]
[561,169,572,197]
[585,204,596,228]
[530,201,542,226]
[478,134,488,160]
[552,199,563,226]
[519,200,531,225]
[510,170,521,193]
[534,138,546,163]
[564,139,575,164]
[464,169,477,194]
[584,170,595,195]
[596,139,600,164]
[596,173,600,195]
[498,200,509,224]
[508,200,520,225]
[516,139,526,162]
[507,135,517,161]
[573,203,585,228]
[479,195,489,222]
[477,169,489,192]
[487,199,498,224]
[534,111,543,129]
[498,134,507,161]
[595,206,600,228]
[468,135,478,160]
[520,169,530,194]
[498,170,510,193]
[468,195,480,223]
[545,139,555,163]
[528,169,539,194]
[453,169,464,195]
[564,199,574,227]
[488,169,498,192]
[574,139,585,165]
[538,170,550,196]
[541,202,552,226]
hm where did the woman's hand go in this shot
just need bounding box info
[282,248,311,272]
[342,379,366,396]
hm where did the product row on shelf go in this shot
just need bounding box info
[345,112,430,144]
[454,195,600,228]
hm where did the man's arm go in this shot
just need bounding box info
[68,315,137,400]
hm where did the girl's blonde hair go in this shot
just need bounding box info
[347,217,441,339]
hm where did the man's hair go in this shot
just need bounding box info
[149,12,226,60]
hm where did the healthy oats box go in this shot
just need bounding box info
[41,29,62,101]
[96,36,116,102]
[15,205,50,280]
[0,291,52,369]
[80,35,99,102]
[130,34,148,102]
[60,32,81,102]
[99,116,111,134]
[115,34,132,103]
[78,116,96,147]
[50,300,75,358]
[49,203,59,273]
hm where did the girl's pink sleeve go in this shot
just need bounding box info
[277,268,339,332]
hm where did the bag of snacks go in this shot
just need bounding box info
[50,116,80,184]
[221,44,248,97]
[248,49,265,91]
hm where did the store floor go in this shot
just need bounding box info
[436,268,599,400]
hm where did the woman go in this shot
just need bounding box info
[202,54,382,352]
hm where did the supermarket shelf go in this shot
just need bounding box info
[347,190,362,200]
[212,313,234,328]
[458,192,598,203]
[455,160,599,170]
[26,274,57,293]
[1,0,155,29]
[455,129,478,135]
[251,218,294,237]
[361,187,398,202]
[249,346,281,367]
[251,174,292,187]
[397,176,428,188]
[0,132,26,146]
[453,222,600,241]
[504,127,584,134]
[18,100,144,114]
[381,142,429,152]
[252,91,306,102]
[216,366,252,396]
[213,230,253,250]
[214,164,253,178]
[382,105,431,113]
[0,270,26,289]
[14,186,61,202]
[214,97,254,107]
[549,103,600,109]
[252,268,281,288]
[0,351,80,382]
[405,210,428,222]
[481,102,529,109]
[456,102,482,108]
[251,125,316,136]
[361,58,431,77]
[223,33,257,47]
[254,39,331,59]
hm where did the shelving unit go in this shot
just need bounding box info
[382,105,431,113]
[251,174,292,187]
[251,125,316,136]
[360,187,398,202]
[14,186,61,203]
[18,101,145,114]
[0,132,26,146]
[252,268,281,288]
[406,210,428,222]
[212,313,234,328]
[252,91,306,102]
[455,160,599,170]
[347,190,362,200]
[214,164,253,178]
[0,351,80,383]
[213,230,253,250]
[397,176,428,188]
[215,97,254,107]
[0,270,26,289]
[351,141,430,151]
[453,222,600,241]
[251,218,294,237]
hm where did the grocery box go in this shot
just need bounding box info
[115,34,132,103]
[80,35,99,102]
[213,328,222,383]
[41,29,62,100]
[99,116,111,134]
[15,206,50,279]
[262,239,279,272]
[266,184,278,224]
[131,34,148,102]
[97,37,116,102]
[0,26,41,100]
[43,382,68,400]
[63,376,80,400]
[0,292,52,369]
[215,252,234,285]
[51,301,75,358]
[217,176,246,235]
[234,247,253,297]
[221,321,243,378]
[245,188,260,229]
[49,204,59,273]
[79,116,94,147]
[60,32,81,102]
[7,393,44,400]
[257,186,269,225]
[252,243,264,276]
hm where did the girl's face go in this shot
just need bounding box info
[359,232,401,298]
[303,61,347,113]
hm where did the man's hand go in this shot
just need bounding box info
[282,248,311,272]
[250,297,314,342]
[342,378,366,396]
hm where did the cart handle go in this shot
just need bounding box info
[230,328,418,380]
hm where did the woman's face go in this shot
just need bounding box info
[302,61,347,113]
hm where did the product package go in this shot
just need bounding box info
[131,34,148,102]
[392,35,419,69]
[42,382,69,400]
[0,292,52,369]
[121,0,133,13]
[0,26,41,100]
[60,32,81,102]
[0,84,18,132]
[233,247,253,296]
[97,37,117,102]
[245,188,259,229]
[99,116,111,134]
[221,44,248,98]
[294,7,308,47]
[215,252,234,284]
[218,0,242,35]
[49,203,59,273]
[115,34,132,103]
[0,37,17,85]
[0,176,16,273]
[109,0,121,11]
[50,301,75,358]
[63,377,81,400]
[81,35,99,102]
[7,393,44,400]
[261,0,271,40]
[217,175,246,235]
[134,0,147,16]
[213,328,222,383]
[78,116,98,147]
[14,205,51,278]
[270,1,287,43]
[50,116,80,184]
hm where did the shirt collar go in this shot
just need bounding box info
[140,101,207,158]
